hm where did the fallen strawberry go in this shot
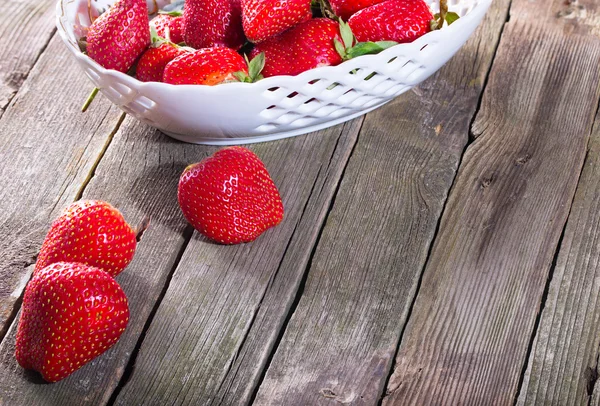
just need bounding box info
[242,0,312,43]
[34,200,137,278]
[163,47,249,85]
[178,147,284,244]
[151,12,185,44]
[15,262,129,382]
[348,0,433,43]
[184,0,244,49]
[86,0,150,72]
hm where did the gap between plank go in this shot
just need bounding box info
[379,4,514,402]
[107,224,195,406]
[74,113,126,201]
[246,119,366,406]
[468,1,512,143]
[0,112,126,347]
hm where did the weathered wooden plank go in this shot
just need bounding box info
[510,0,600,37]
[515,100,600,406]
[0,117,200,405]
[251,1,512,404]
[112,120,363,405]
[0,0,57,117]
[0,35,122,338]
[383,19,600,406]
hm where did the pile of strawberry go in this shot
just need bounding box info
[15,201,139,382]
[84,0,458,85]
[15,147,283,381]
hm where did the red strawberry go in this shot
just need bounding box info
[184,0,244,49]
[250,18,342,77]
[151,13,185,44]
[87,0,150,72]
[137,43,188,82]
[15,262,129,382]
[34,200,137,278]
[241,0,312,43]
[163,47,248,85]
[178,147,284,244]
[329,0,386,20]
[348,0,433,43]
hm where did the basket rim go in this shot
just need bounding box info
[56,0,492,93]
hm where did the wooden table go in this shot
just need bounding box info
[1,0,600,404]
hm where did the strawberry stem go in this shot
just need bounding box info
[81,87,99,112]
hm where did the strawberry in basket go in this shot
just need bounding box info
[184,0,245,49]
[151,12,185,44]
[86,0,150,73]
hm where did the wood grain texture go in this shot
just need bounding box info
[0,35,122,338]
[252,1,511,404]
[510,0,600,36]
[515,98,600,406]
[112,121,362,406]
[384,20,600,406]
[0,117,205,405]
[0,0,57,117]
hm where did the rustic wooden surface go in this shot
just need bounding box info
[516,101,600,406]
[383,11,600,406]
[1,0,600,405]
[0,0,56,117]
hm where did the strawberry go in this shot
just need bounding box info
[151,13,185,44]
[15,262,129,382]
[86,0,150,72]
[137,42,188,82]
[329,0,385,20]
[178,147,284,244]
[183,0,244,49]
[250,18,343,77]
[163,47,248,85]
[348,0,434,43]
[241,0,312,43]
[34,200,137,278]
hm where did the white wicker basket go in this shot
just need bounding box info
[56,0,491,145]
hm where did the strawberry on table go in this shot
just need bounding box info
[163,47,248,85]
[184,0,245,49]
[86,0,150,72]
[34,200,137,278]
[151,12,185,44]
[242,0,312,43]
[348,0,433,43]
[15,262,129,382]
[250,18,343,77]
[178,147,284,245]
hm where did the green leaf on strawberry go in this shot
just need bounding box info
[335,20,398,60]
[159,10,183,17]
[234,52,266,83]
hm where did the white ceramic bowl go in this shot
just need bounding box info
[56,0,492,145]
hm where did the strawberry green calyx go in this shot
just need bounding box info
[159,10,183,17]
[335,20,398,60]
[234,53,266,83]
[430,0,460,30]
